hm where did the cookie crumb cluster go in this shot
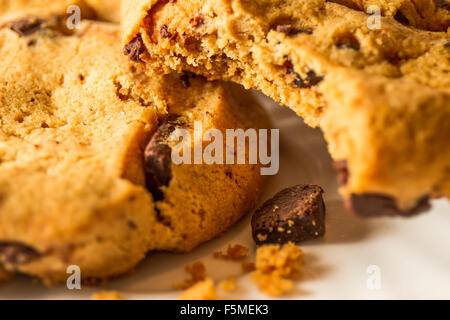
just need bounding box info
[251,243,304,297]
[173,261,207,290]
[213,244,249,260]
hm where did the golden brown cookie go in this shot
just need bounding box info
[122,0,450,216]
[0,16,269,284]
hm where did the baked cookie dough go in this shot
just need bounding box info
[122,0,450,216]
[0,16,269,284]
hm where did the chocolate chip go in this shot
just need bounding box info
[334,160,349,185]
[346,194,430,218]
[123,35,146,63]
[9,17,43,37]
[336,34,360,50]
[128,220,137,229]
[437,0,450,10]
[275,25,313,35]
[445,41,450,49]
[283,60,324,88]
[190,14,205,28]
[160,24,172,38]
[180,71,197,88]
[144,119,177,201]
[252,185,326,245]
[394,10,409,25]
[293,70,324,88]
[0,242,40,266]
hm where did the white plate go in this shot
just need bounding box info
[1,92,449,300]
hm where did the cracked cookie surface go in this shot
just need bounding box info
[122,0,450,215]
[0,16,269,284]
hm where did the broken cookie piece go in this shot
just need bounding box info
[122,0,450,216]
[0,16,269,284]
[252,185,326,245]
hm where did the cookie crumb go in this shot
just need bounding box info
[213,244,249,260]
[219,276,236,292]
[251,271,293,297]
[251,243,304,297]
[91,291,121,300]
[173,261,207,290]
[180,278,216,300]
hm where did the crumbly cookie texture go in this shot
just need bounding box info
[0,17,268,284]
[122,0,450,215]
[251,242,304,297]
[180,277,217,300]
[213,244,249,260]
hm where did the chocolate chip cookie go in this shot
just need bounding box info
[122,0,450,216]
[0,16,269,284]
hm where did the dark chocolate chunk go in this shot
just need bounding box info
[394,10,409,25]
[284,60,324,87]
[27,39,37,46]
[0,242,40,266]
[179,71,197,88]
[144,119,178,201]
[437,0,450,10]
[123,35,146,63]
[346,194,431,218]
[190,14,205,28]
[283,60,294,73]
[160,24,172,38]
[9,17,43,37]
[333,160,349,186]
[252,185,326,245]
[293,70,324,88]
[276,24,295,35]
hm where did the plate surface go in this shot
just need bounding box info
[1,92,449,300]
